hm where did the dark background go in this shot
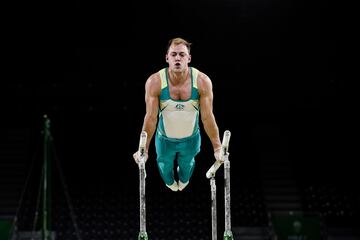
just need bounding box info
[4,0,349,182]
[2,0,356,238]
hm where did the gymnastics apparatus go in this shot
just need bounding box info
[137,130,233,240]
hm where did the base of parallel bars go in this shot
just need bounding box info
[223,230,234,240]
[138,231,148,240]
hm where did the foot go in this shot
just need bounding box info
[178,180,189,191]
[166,181,179,191]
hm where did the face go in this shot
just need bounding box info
[166,43,191,73]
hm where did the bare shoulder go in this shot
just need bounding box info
[146,72,161,96]
[196,70,213,95]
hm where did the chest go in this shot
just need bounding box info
[168,80,192,100]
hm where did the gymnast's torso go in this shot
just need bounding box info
[156,67,200,139]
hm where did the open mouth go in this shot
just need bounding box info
[175,63,181,67]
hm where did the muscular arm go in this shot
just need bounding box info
[198,73,222,151]
[142,74,161,152]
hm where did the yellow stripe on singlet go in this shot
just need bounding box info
[191,67,199,89]
[159,69,167,89]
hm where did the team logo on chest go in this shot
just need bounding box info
[175,103,185,111]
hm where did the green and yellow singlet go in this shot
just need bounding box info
[157,67,200,140]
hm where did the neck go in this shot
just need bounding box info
[168,67,190,85]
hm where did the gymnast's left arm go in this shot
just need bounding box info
[198,72,222,159]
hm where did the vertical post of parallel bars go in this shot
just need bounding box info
[211,177,217,240]
[138,131,148,240]
[207,130,232,240]
[223,152,233,240]
[138,159,147,239]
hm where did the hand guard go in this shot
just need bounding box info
[133,150,148,164]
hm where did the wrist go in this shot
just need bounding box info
[214,147,221,152]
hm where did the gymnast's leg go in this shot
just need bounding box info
[155,132,179,191]
[177,132,201,191]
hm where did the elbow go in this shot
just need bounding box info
[201,115,208,124]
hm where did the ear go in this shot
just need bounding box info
[188,54,191,63]
[165,55,169,62]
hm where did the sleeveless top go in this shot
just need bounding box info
[157,67,200,140]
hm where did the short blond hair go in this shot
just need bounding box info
[167,37,192,53]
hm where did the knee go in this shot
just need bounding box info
[157,160,173,173]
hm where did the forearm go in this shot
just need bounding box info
[202,115,221,151]
[142,114,158,152]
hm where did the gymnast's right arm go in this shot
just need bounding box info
[133,74,161,163]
